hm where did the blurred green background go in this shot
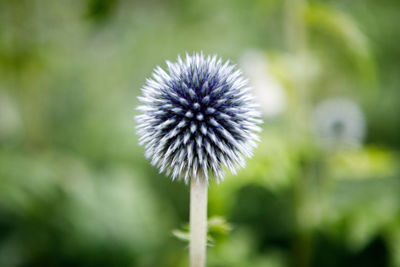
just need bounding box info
[0,0,400,266]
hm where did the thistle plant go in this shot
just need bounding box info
[313,98,366,149]
[136,52,261,267]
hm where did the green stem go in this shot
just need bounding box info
[284,0,307,54]
[284,0,314,266]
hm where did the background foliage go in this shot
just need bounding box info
[0,0,399,266]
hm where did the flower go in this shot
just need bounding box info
[240,50,286,118]
[136,53,262,183]
[313,98,366,149]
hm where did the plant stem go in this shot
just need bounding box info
[284,0,307,54]
[190,178,208,267]
[284,1,314,266]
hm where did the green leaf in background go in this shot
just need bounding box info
[328,146,397,180]
[305,3,377,92]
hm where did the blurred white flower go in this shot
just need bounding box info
[240,50,286,118]
[313,98,366,149]
[0,91,21,138]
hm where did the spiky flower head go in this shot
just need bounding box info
[136,52,262,183]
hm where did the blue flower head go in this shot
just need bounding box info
[136,53,262,183]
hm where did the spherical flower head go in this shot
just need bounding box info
[313,98,366,149]
[136,53,262,183]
